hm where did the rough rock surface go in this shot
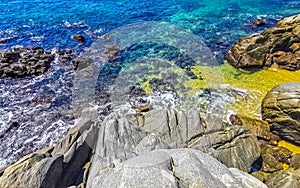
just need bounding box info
[0,47,54,78]
[251,19,267,27]
[291,154,300,169]
[0,108,264,187]
[265,168,300,188]
[227,14,300,70]
[0,120,98,188]
[0,47,76,78]
[262,82,300,144]
[133,108,261,172]
[260,142,292,172]
[87,149,267,188]
[230,114,271,140]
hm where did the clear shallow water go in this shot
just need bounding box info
[0,0,299,167]
[0,0,299,55]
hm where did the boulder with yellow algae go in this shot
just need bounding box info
[227,14,300,70]
[262,82,300,145]
[260,143,292,172]
[230,114,271,140]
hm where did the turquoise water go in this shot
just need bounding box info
[0,0,299,56]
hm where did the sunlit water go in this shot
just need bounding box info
[0,0,299,167]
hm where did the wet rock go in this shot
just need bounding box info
[291,154,300,169]
[73,35,85,43]
[227,14,300,70]
[262,82,300,144]
[87,149,267,188]
[103,45,120,60]
[0,47,54,78]
[251,171,266,182]
[260,143,292,172]
[134,103,151,113]
[265,168,300,188]
[251,19,267,27]
[72,57,93,70]
[133,108,261,172]
[230,114,271,139]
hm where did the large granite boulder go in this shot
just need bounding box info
[87,149,267,188]
[227,14,300,70]
[262,82,300,144]
[133,108,261,172]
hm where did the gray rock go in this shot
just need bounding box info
[0,108,263,187]
[0,119,98,188]
[134,108,261,172]
[262,82,300,144]
[54,120,99,188]
[0,48,54,78]
[265,168,300,188]
[87,113,168,186]
[87,149,267,188]
[0,153,63,188]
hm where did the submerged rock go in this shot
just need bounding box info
[227,14,300,70]
[103,45,120,60]
[262,82,300,145]
[251,19,267,27]
[73,35,85,43]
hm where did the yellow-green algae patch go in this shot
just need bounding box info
[185,61,300,118]
[278,141,300,154]
[141,75,162,94]
[277,140,300,170]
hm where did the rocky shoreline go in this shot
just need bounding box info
[0,14,300,188]
[227,14,300,71]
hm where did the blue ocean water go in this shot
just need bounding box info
[0,0,299,55]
